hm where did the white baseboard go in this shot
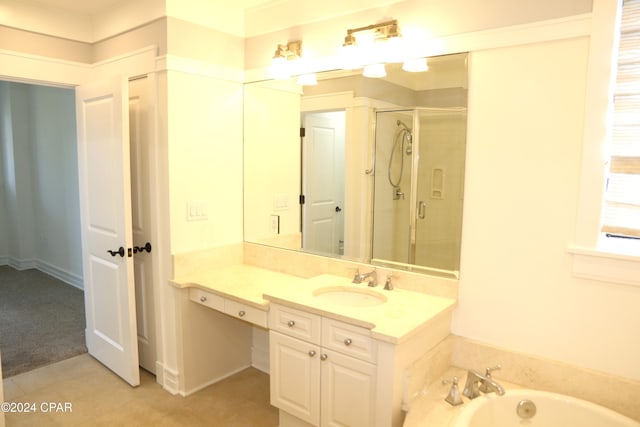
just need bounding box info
[181,364,251,397]
[158,363,181,396]
[0,256,83,289]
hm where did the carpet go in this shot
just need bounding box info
[0,265,87,378]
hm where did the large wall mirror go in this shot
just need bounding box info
[244,52,468,278]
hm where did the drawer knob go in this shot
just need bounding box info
[200,296,207,302]
[320,354,328,361]
[308,350,316,357]
[238,310,246,317]
[344,338,353,346]
[287,320,295,327]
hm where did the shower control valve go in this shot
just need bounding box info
[393,186,405,200]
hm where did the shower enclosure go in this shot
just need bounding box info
[371,108,467,275]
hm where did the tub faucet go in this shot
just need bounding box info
[352,269,378,287]
[462,369,505,399]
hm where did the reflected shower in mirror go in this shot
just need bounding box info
[243,52,468,277]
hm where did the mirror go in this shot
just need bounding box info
[243,53,468,278]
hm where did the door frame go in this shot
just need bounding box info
[0,46,167,386]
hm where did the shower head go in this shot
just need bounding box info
[396,119,411,133]
[396,119,413,153]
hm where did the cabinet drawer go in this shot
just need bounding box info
[322,318,377,364]
[225,299,268,328]
[189,288,225,312]
[269,303,321,344]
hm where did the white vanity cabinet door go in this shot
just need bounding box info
[320,349,376,427]
[270,331,321,425]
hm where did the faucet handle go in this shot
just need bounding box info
[442,377,463,406]
[479,365,502,393]
[384,275,394,290]
[349,267,362,283]
[484,364,502,377]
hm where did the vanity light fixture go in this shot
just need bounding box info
[341,19,401,71]
[363,63,387,78]
[339,19,429,76]
[402,57,429,72]
[269,40,303,80]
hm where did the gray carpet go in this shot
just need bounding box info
[0,265,87,378]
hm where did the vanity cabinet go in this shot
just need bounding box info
[189,287,268,328]
[269,304,377,427]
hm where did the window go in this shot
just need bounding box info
[602,0,640,241]
[569,0,640,287]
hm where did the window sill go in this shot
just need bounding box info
[568,246,640,287]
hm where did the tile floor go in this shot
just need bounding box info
[2,353,278,426]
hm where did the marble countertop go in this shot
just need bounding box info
[170,265,456,344]
[170,264,307,309]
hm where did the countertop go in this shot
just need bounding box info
[170,264,456,344]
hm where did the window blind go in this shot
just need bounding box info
[602,0,640,238]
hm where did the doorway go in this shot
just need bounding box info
[0,77,157,378]
[301,111,346,256]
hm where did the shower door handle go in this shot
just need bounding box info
[418,201,426,219]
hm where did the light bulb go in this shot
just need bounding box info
[269,56,291,80]
[363,63,386,78]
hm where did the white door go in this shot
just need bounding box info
[302,111,345,255]
[270,331,320,425]
[76,77,140,386]
[129,76,157,374]
[320,350,376,427]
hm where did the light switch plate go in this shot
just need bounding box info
[187,201,208,221]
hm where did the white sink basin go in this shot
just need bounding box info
[312,286,387,307]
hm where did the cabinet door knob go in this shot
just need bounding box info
[320,354,328,361]
[308,350,316,357]
[344,338,353,346]
[238,310,246,317]
[200,296,207,302]
[287,320,295,327]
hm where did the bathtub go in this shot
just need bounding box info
[452,389,640,427]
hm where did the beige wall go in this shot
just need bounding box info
[457,36,640,381]
[0,26,92,63]
[2,0,638,388]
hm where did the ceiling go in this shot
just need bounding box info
[28,0,272,15]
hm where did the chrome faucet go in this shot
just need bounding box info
[479,365,502,393]
[352,268,378,287]
[462,368,505,399]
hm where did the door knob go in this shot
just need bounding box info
[133,242,152,254]
[107,247,125,257]
[335,206,342,213]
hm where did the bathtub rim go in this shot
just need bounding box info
[450,389,640,427]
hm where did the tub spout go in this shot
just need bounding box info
[463,369,505,399]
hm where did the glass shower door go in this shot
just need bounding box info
[371,110,413,265]
[371,107,467,273]
[412,108,467,272]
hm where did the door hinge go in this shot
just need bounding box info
[299,194,305,205]
[300,127,305,138]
